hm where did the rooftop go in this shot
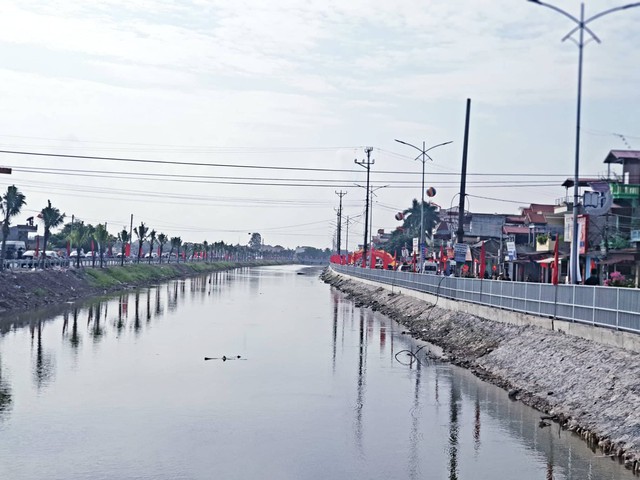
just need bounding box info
[604,150,640,164]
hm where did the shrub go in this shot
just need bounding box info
[604,271,635,288]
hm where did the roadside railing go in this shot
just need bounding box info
[0,256,244,271]
[331,265,640,334]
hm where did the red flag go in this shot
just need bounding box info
[552,234,560,285]
[66,240,71,257]
[125,243,131,257]
[479,241,486,278]
[91,239,95,256]
[35,236,40,257]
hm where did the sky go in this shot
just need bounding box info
[0,0,639,249]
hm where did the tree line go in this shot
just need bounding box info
[1,184,296,271]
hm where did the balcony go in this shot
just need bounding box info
[536,238,556,252]
[610,183,640,200]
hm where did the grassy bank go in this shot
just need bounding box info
[83,260,285,289]
[0,260,291,315]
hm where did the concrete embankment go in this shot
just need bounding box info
[322,268,640,473]
[0,261,288,315]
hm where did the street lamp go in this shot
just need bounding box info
[528,0,640,283]
[395,139,452,272]
[355,183,390,250]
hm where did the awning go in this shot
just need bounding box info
[600,254,635,265]
[536,256,567,264]
[537,257,555,264]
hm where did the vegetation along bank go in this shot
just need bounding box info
[0,260,287,315]
[322,268,640,474]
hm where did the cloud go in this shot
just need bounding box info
[1,0,639,246]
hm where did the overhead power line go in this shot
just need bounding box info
[0,149,587,177]
[9,165,567,187]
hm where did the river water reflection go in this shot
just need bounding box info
[0,265,634,479]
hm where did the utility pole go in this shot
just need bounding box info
[355,147,374,268]
[129,214,134,257]
[335,190,347,255]
[457,99,471,244]
[345,215,350,255]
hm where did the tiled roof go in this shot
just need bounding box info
[526,204,555,213]
[503,225,530,234]
[526,212,547,224]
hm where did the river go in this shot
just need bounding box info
[0,265,634,479]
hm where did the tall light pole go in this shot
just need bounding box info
[395,139,452,272]
[528,0,640,283]
[355,183,389,251]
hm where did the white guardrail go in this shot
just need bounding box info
[332,264,640,334]
[1,257,224,270]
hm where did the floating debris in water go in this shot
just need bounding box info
[204,355,245,361]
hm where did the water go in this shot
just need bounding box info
[0,265,634,479]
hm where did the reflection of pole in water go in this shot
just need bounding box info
[332,292,338,373]
[408,359,422,479]
[473,393,481,454]
[70,308,80,349]
[155,288,162,316]
[354,308,367,451]
[93,302,104,341]
[546,422,555,480]
[0,356,12,417]
[134,292,141,332]
[62,310,69,335]
[448,377,460,480]
[117,294,127,330]
[33,321,55,389]
[146,289,151,322]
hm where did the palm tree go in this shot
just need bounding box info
[67,223,88,268]
[148,230,156,264]
[94,224,109,268]
[133,222,148,264]
[0,185,27,271]
[157,233,167,264]
[203,240,209,262]
[38,200,65,268]
[170,237,181,263]
[402,199,439,240]
[118,229,129,266]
